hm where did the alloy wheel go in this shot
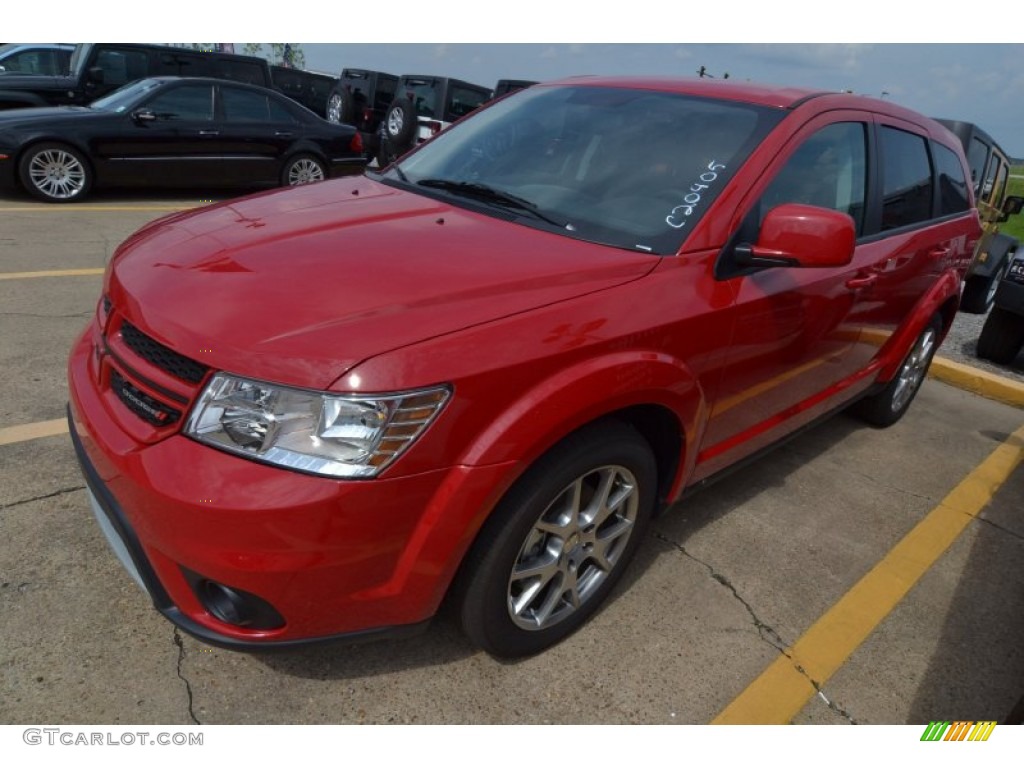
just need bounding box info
[891,325,937,413]
[28,148,87,200]
[507,464,639,631]
[287,158,325,185]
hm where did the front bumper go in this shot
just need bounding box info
[68,326,516,649]
[70,408,435,649]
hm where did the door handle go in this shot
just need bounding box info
[198,130,220,137]
[928,247,951,259]
[845,274,878,290]
[274,131,294,138]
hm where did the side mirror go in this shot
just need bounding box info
[1001,195,1024,218]
[736,203,855,269]
[131,109,157,124]
[86,66,105,84]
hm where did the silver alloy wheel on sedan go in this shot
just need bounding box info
[286,157,325,185]
[890,324,937,413]
[27,147,87,200]
[507,464,639,631]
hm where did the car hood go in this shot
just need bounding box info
[109,177,658,390]
[0,105,100,130]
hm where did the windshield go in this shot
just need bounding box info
[90,78,164,112]
[388,84,783,254]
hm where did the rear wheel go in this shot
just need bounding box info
[19,142,93,202]
[281,154,326,186]
[456,421,656,658]
[977,307,1024,364]
[852,315,942,428]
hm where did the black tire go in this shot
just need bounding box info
[18,142,93,203]
[376,135,398,169]
[280,154,326,187]
[977,307,1024,365]
[960,257,1011,314]
[383,98,417,147]
[455,420,657,658]
[852,314,942,428]
[326,88,354,125]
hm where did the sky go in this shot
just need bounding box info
[8,2,1024,156]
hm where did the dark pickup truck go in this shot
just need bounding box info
[0,43,273,111]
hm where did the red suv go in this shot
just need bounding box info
[68,77,981,658]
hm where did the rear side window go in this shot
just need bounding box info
[932,142,970,216]
[158,53,212,78]
[222,87,270,121]
[217,61,268,86]
[94,48,150,86]
[446,85,489,119]
[966,137,989,196]
[986,158,1009,206]
[880,126,933,231]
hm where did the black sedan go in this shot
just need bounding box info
[0,77,367,202]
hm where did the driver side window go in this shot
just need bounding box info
[761,122,867,236]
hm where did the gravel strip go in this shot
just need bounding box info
[940,309,1024,382]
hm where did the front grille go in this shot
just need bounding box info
[111,370,182,427]
[120,322,209,384]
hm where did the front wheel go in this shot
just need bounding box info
[455,421,657,658]
[281,154,326,186]
[19,142,93,202]
[852,315,942,428]
[960,257,1011,314]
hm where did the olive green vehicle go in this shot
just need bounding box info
[936,119,1024,314]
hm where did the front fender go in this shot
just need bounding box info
[367,351,706,618]
[971,233,1018,278]
[456,351,705,496]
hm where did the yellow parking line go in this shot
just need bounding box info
[929,356,1024,409]
[712,422,1024,724]
[0,268,104,280]
[0,419,68,447]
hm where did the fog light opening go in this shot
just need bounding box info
[189,575,286,630]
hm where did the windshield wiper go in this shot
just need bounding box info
[416,178,570,229]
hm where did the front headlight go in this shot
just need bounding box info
[185,373,450,478]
